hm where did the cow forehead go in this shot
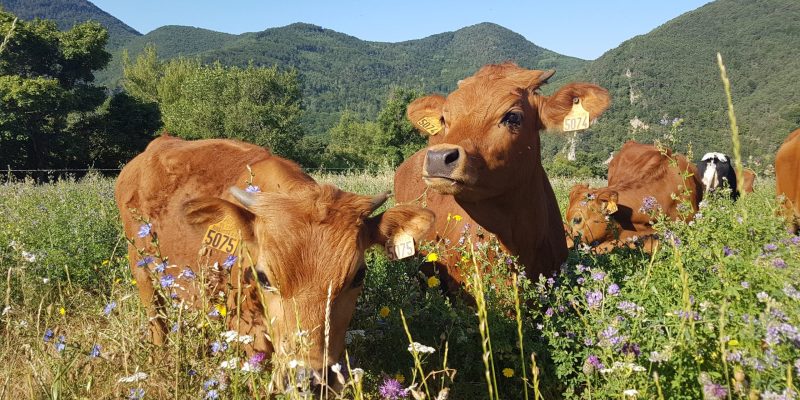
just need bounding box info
[701,152,728,162]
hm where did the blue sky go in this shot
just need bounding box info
[92,0,711,60]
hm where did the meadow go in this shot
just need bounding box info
[1,168,798,400]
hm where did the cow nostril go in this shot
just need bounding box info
[444,149,460,165]
[572,216,582,225]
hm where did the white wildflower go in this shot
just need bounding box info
[330,363,341,373]
[351,368,364,383]
[117,372,148,383]
[42,277,49,284]
[287,359,304,369]
[220,330,239,343]
[623,389,639,397]
[220,357,239,370]
[2,306,10,316]
[241,362,261,373]
[21,251,36,263]
[407,342,436,354]
[599,368,614,374]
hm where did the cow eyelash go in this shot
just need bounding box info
[501,111,523,127]
[351,267,367,288]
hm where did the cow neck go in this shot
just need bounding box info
[454,164,555,268]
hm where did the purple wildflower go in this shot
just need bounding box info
[245,185,261,193]
[577,277,585,285]
[664,230,681,246]
[379,378,408,399]
[591,270,606,281]
[103,301,117,316]
[43,328,54,342]
[700,374,728,400]
[89,344,101,358]
[764,243,778,252]
[576,264,587,273]
[128,388,145,400]
[137,223,152,238]
[136,256,154,267]
[55,335,66,352]
[607,283,620,296]
[599,325,623,348]
[792,236,800,245]
[205,390,219,400]
[723,246,737,256]
[180,267,196,279]
[222,254,237,269]
[586,290,603,308]
[546,277,555,287]
[784,284,800,301]
[622,342,641,357]
[741,281,750,289]
[210,341,227,354]
[249,352,267,366]
[545,308,554,317]
[154,262,167,273]
[772,258,787,268]
[505,257,513,265]
[160,274,174,288]
[583,355,604,374]
[203,379,218,390]
[584,337,594,346]
[639,196,659,214]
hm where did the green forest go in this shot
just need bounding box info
[1,0,799,174]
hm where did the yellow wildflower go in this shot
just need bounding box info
[427,276,440,288]
[379,306,391,318]
[395,373,405,383]
[131,279,137,285]
[502,368,514,377]
[101,259,110,266]
[728,339,739,347]
[452,214,462,222]
[215,304,227,317]
[425,253,439,263]
[59,307,65,316]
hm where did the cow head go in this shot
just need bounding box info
[184,185,434,372]
[566,184,619,245]
[697,152,738,199]
[407,63,610,201]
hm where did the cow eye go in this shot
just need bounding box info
[256,271,271,288]
[351,267,366,288]
[501,111,523,127]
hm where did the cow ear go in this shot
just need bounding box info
[366,205,435,255]
[569,183,590,203]
[597,191,619,215]
[184,197,256,243]
[539,83,611,131]
[407,95,446,137]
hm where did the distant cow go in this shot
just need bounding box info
[566,141,703,252]
[394,62,610,287]
[696,152,739,200]
[116,135,434,372]
[740,168,756,194]
[776,128,800,232]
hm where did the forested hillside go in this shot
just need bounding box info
[560,0,800,167]
[0,0,140,48]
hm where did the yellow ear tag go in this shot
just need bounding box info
[202,215,240,254]
[416,116,443,136]
[563,99,591,132]
[604,200,618,214]
[386,233,415,260]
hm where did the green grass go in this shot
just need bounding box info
[1,171,798,399]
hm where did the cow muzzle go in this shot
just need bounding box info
[423,144,467,193]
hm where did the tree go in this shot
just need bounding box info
[123,46,304,158]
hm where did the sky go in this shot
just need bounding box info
[91,0,712,60]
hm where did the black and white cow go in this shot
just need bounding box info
[696,152,738,200]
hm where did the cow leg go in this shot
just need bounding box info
[129,244,168,345]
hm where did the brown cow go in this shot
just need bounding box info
[776,128,800,232]
[394,62,610,287]
[740,168,756,194]
[566,141,703,252]
[115,135,434,372]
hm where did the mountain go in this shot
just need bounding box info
[566,0,800,164]
[0,0,140,49]
[100,21,587,134]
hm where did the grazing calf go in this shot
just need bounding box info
[394,62,610,288]
[696,152,739,200]
[566,141,703,252]
[115,135,434,372]
[776,128,800,232]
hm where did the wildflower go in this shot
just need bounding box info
[583,355,604,374]
[792,236,800,245]
[599,325,623,348]
[379,306,391,318]
[764,243,778,252]
[639,196,659,214]
[426,253,439,262]
[577,277,585,285]
[89,344,101,358]
[395,373,405,383]
[21,251,36,263]
[43,328,54,342]
[249,352,267,366]
[784,284,800,301]
[723,246,736,256]
[55,335,66,352]
[42,277,49,284]
[222,254,237,269]
[351,368,365,383]
[160,274,174,288]
[408,342,436,354]
[623,389,639,397]
[131,279,137,285]
[345,329,366,344]
[128,388,145,400]
[622,342,641,357]
[136,256,154,267]
[664,230,681,246]
[59,307,66,316]
[546,277,555,287]
[700,375,727,400]
[586,290,603,308]
[102,259,110,266]
[137,223,152,238]
[245,184,261,193]
[502,368,514,377]
[591,270,606,281]
[287,359,303,369]
[118,372,149,383]
[205,389,219,399]
[545,308,553,317]
[154,262,167,273]
[214,304,227,317]
[203,379,219,390]
[728,339,739,347]
[103,301,117,316]
[607,283,620,296]
[427,276,440,288]
[179,267,196,279]
[220,357,239,369]
[757,291,771,303]
[379,377,408,399]
[741,281,750,289]
[772,258,787,268]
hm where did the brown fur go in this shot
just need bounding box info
[740,168,756,194]
[115,135,434,371]
[776,128,800,232]
[566,141,703,253]
[394,63,610,287]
